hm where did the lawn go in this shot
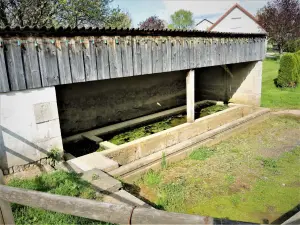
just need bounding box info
[261,59,300,109]
[132,115,300,224]
[8,171,111,225]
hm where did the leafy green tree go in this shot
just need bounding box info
[105,8,131,28]
[168,9,194,30]
[57,0,112,27]
[0,0,58,27]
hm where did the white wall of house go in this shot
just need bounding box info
[0,87,63,170]
[195,20,213,31]
[211,8,265,33]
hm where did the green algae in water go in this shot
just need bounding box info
[109,105,228,145]
[109,115,187,145]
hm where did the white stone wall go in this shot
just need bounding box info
[0,87,63,169]
[211,8,266,33]
[229,61,262,106]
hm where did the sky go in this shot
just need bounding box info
[111,0,269,27]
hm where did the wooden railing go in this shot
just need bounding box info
[0,172,211,225]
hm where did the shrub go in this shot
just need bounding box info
[284,39,300,53]
[277,53,300,87]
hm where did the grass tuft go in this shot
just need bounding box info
[8,171,110,225]
[142,169,161,187]
[189,146,215,161]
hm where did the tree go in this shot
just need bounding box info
[139,16,166,29]
[0,0,58,27]
[105,8,131,28]
[56,0,113,27]
[257,0,300,54]
[168,9,194,30]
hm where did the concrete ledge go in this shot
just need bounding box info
[108,108,270,181]
[81,169,122,193]
[100,141,118,150]
[101,105,249,165]
[67,152,119,172]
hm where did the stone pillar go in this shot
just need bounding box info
[0,87,63,170]
[229,61,262,106]
[186,70,195,123]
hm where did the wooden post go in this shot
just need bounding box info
[0,170,15,225]
[186,70,195,123]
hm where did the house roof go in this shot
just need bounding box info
[196,19,213,26]
[208,3,265,32]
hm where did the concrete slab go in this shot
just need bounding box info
[68,152,119,172]
[55,161,83,174]
[100,141,118,150]
[81,168,122,193]
[103,190,150,207]
[82,134,103,144]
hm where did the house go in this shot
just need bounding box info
[195,19,213,31]
[208,3,266,34]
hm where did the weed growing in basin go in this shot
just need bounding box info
[189,146,215,161]
[225,174,235,185]
[48,148,62,165]
[157,181,186,212]
[161,152,167,169]
[142,169,161,187]
[257,157,278,169]
[8,170,110,225]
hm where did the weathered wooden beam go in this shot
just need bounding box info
[38,38,60,86]
[108,37,122,79]
[121,36,134,77]
[141,37,152,75]
[0,39,10,92]
[83,38,97,81]
[22,37,41,89]
[69,38,85,83]
[56,38,72,84]
[0,184,212,224]
[96,37,110,80]
[5,39,26,91]
[0,171,15,225]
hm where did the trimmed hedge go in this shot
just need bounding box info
[277,52,300,87]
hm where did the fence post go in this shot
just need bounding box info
[0,170,15,225]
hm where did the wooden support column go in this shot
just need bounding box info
[186,70,195,123]
[0,170,15,225]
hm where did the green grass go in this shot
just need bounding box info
[189,146,215,161]
[261,59,300,109]
[136,115,300,223]
[8,171,111,225]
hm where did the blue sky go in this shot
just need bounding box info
[111,0,268,27]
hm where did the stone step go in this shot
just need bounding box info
[81,168,122,193]
[103,190,151,208]
[67,152,119,172]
